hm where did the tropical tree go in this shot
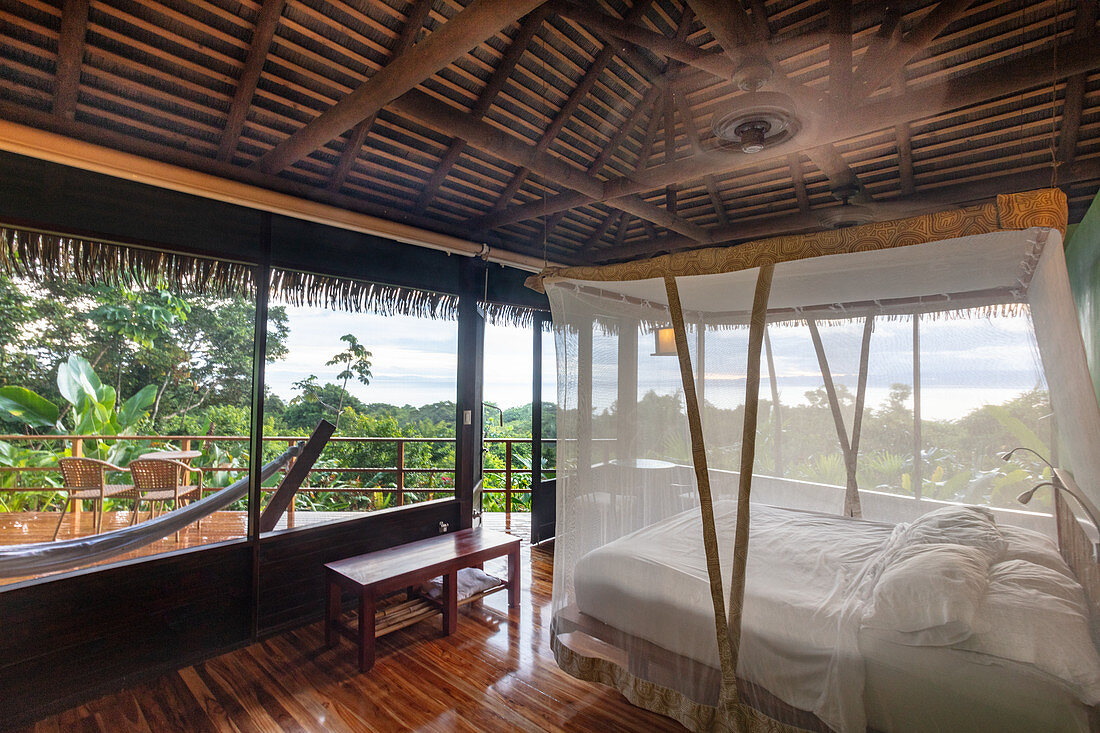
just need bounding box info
[325,334,372,430]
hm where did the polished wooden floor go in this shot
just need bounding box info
[14,535,684,732]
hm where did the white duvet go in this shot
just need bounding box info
[573,501,1100,732]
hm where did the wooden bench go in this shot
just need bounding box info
[324,526,521,672]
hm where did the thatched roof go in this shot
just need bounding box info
[0,224,547,326]
[0,1,1097,267]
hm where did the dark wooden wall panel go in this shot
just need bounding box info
[0,541,252,730]
[257,499,460,635]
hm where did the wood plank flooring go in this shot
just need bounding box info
[16,540,684,732]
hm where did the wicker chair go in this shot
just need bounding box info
[128,459,204,535]
[55,457,135,540]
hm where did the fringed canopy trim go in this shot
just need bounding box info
[0,225,546,327]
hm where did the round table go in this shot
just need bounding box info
[138,450,202,463]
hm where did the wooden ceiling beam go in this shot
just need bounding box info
[328,0,433,191]
[600,156,1100,262]
[253,0,546,175]
[486,0,653,215]
[558,2,736,81]
[388,90,707,240]
[854,0,977,100]
[675,88,728,227]
[853,8,903,86]
[828,0,852,104]
[53,0,90,120]
[414,5,551,213]
[788,153,810,214]
[471,32,1100,231]
[1057,0,1098,165]
[218,0,286,162]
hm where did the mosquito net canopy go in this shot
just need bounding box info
[531,190,1100,732]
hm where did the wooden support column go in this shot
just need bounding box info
[455,258,485,529]
[247,213,272,640]
[617,319,639,460]
[530,311,556,544]
[532,313,543,482]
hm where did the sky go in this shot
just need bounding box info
[265,306,1045,420]
[264,306,555,409]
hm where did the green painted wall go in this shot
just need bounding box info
[1064,191,1100,403]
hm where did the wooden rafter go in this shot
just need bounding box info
[828,0,852,103]
[254,0,546,174]
[854,0,977,100]
[487,0,654,215]
[53,0,90,120]
[606,156,1100,262]
[218,0,286,162]
[674,91,729,227]
[388,90,707,240]
[473,32,1100,233]
[414,4,551,213]
[1058,0,1098,165]
[853,7,903,85]
[788,153,810,214]
[558,2,738,82]
[328,0,433,191]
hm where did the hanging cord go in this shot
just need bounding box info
[1047,1,1062,188]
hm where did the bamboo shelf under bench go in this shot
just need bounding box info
[324,527,521,671]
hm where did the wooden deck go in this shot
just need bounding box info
[15,540,683,732]
[0,509,532,584]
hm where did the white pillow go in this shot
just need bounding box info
[999,524,1074,578]
[901,505,1007,561]
[957,559,1100,704]
[864,542,991,644]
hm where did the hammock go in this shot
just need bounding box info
[0,444,300,578]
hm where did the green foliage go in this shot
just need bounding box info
[0,386,59,428]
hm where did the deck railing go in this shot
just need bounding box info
[0,434,560,515]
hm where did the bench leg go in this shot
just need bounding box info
[358,588,376,672]
[442,570,458,635]
[325,576,341,648]
[508,543,520,608]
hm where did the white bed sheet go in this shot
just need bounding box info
[572,501,1098,732]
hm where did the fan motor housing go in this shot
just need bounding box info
[712,92,801,154]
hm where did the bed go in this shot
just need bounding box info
[533,191,1100,730]
[557,501,1100,732]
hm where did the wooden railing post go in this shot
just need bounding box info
[286,439,297,524]
[71,437,82,519]
[396,439,405,507]
[505,440,513,514]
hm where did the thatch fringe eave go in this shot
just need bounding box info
[1,225,549,327]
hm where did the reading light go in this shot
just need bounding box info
[652,327,677,356]
[1005,448,1100,560]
